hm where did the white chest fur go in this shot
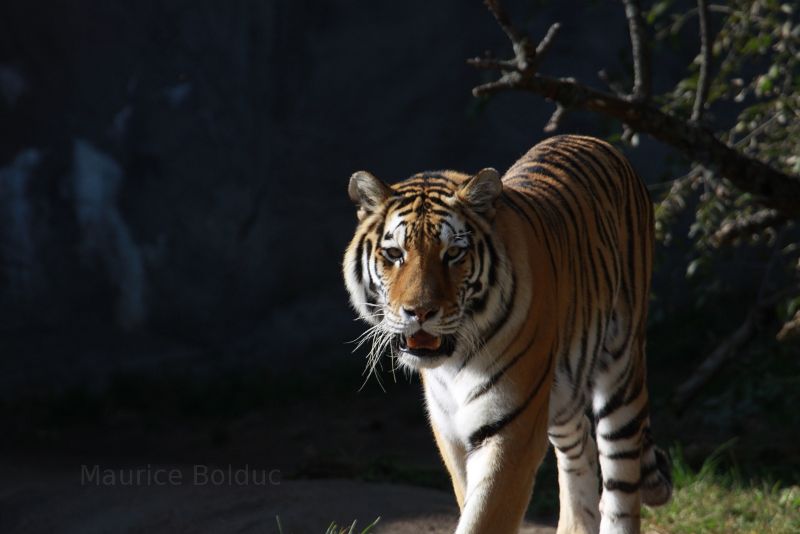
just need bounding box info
[423,363,519,446]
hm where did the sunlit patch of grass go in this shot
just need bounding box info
[643,445,800,534]
[274,516,381,534]
[323,517,381,534]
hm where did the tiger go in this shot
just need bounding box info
[342,134,672,534]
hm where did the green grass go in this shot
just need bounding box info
[643,446,800,534]
[275,515,380,534]
[323,517,380,534]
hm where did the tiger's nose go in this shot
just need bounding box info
[402,306,439,322]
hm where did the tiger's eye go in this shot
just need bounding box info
[445,245,466,261]
[382,247,403,261]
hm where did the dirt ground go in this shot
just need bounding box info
[1,376,560,534]
[0,461,555,533]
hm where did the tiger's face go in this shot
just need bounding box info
[343,168,503,371]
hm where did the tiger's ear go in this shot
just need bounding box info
[457,168,502,215]
[349,171,392,219]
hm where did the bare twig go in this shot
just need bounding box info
[482,0,536,74]
[597,69,627,98]
[483,0,527,51]
[468,0,800,217]
[621,0,651,101]
[543,105,566,132]
[777,309,800,341]
[711,209,788,247]
[691,0,712,122]
[534,22,561,65]
[468,54,519,72]
[621,125,639,146]
[467,22,560,82]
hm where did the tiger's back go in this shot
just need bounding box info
[499,136,671,529]
[501,135,654,402]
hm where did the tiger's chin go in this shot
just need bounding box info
[395,333,457,370]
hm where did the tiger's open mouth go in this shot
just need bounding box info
[398,332,456,358]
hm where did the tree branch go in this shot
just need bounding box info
[621,0,651,101]
[474,72,800,216]
[777,309,800,341]
[691,0,712,122]
[672,284,800,411]
[673,237,796,411]
[468,1,560,80]
[672,307,759,412]
[468,0,800,217]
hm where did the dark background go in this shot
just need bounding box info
[0,0,688,392]
[0,1,795,532]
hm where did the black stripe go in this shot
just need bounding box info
[555,434,584,454]
[594,370,644,421]
[550,392,586,426]
[465,327,536,404]
[604,477,641,493]
[460,274,516,371]
[428,208,453,218]
[600,404,648,441]
[485,235,499,287]
[515,179,576,234]
[574,147,621,207]
[471,240,485,285]
[479,272,516,341]
[566,433,588,460]
[422,194,457,209]
[500,190,559,277]
[392,195,417,210]
[640,462,659,478]
[353,235,365,281]
[499,191,537,231]
[421,171,453,182]
[602,448,641,460]
[559,355,574,383]
[441,219,457,236]
[467,350,553,450]
[542,145,614,206]
[394,184,453,196]
[554,146,616,206]
[364,240,375,292]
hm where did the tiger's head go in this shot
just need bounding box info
[343,168,507,371]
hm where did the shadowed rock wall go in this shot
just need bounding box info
[0,0,683,391]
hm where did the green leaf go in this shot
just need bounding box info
[647,0,674,24]
[687,258,704,278]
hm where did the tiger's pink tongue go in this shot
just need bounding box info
[407,331,441,350]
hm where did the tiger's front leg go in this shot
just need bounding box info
[454,406,551,534]
[430,423,468,509]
